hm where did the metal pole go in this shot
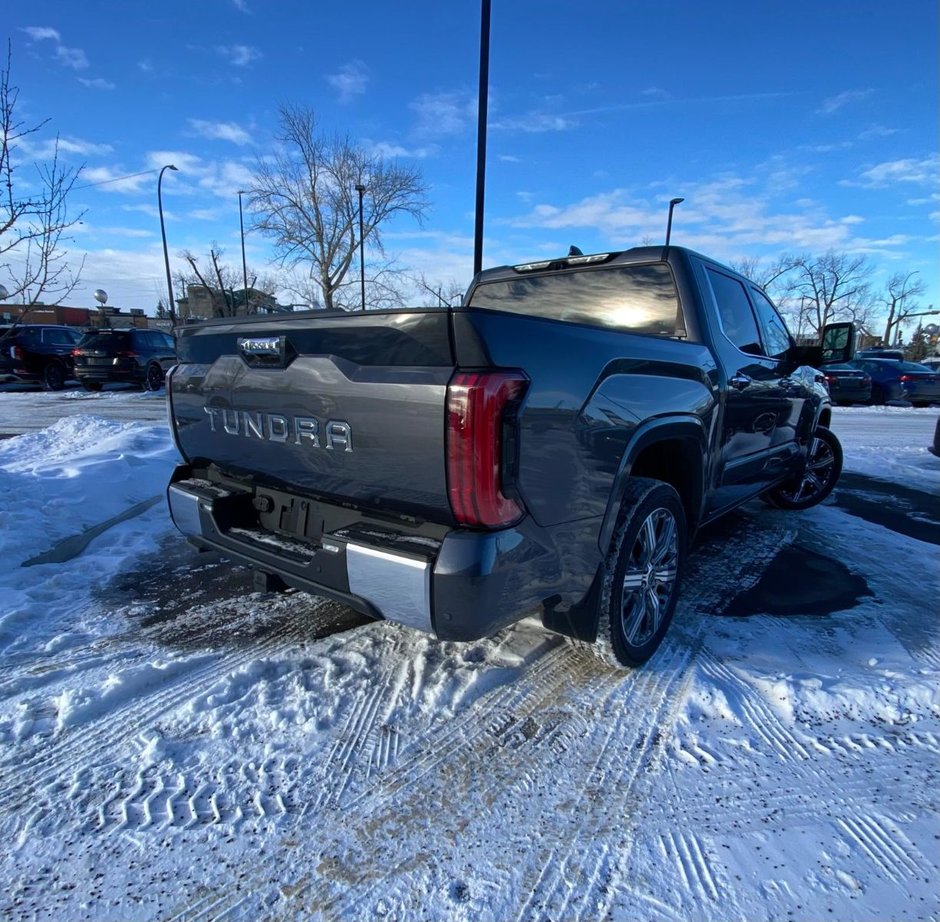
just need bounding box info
[237,191,249,313]
[158,164,179,325]
[473,0,491,277]
[665,197,684,248]
[355,183,366,311]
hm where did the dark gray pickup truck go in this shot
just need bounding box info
[166,246,851,668]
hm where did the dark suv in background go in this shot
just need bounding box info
[72,328,177,391]
[0,324,83,390]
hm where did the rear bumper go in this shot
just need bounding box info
[166,465,596,642]
[75,366,142,384]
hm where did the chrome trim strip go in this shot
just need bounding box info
[346,543,432,634]
[167,484,203,538]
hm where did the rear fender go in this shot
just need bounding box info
[598,416,708,555]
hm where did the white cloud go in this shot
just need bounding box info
[79,77,115,91]
[327,61,368,104]
[21,26,89,70]
[16,135,113,160]
[189,208,223,222]
[217,44,262,67]
[843,155,939,188]
[369,140,437,159]
[410,91,477,137]
[188,119,252,146]
[55,45,89,69]
[491,112,578,133]
[20,26,60,41]
[80,167,153,194]
[817,89,873,115]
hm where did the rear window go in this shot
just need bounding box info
[467,263,682,335]
[78,331,131,350]
[895,361,935,373]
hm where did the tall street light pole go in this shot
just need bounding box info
[665,197,684,248]
[158,164,179,325]
[237,190,250,313]
[355,183,366,311]
[473,0,492,278]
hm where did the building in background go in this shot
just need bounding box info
[0,304,150,329]
[175,286,287,322]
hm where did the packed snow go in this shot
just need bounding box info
[0,394,937,921]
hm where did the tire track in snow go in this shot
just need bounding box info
[836,814,929,885]
[196,510,787,919]
[0,600,339,819]
[659,830,720,903]
[516,637,700,922]
[697,651,815,762]
[165,638,603,921]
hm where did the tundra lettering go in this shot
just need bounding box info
[202,407,353,450]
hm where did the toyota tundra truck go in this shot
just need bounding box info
[166,246,851,668]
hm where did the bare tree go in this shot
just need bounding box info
[249,105,428,311]
[1,42,85,304]
[879,271,927,345]
[728,255,799,295]
[175,245,278,317]
[783,251,876,336]
[410,271,467,308]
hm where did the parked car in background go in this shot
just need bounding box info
[72,328,177,391]
[850,358,940,407]
[822,363,872,406]
[855,348,906,361]
[0,324,83,390]
[920,357,940,373]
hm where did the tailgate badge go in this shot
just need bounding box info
[238,335,293,368]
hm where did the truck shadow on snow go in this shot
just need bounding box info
[93,533,368,652]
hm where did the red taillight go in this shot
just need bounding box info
[446,370,528,528]
[11,345,23,360]
[117,351,139,358]
[900,375,911,383]
[71,348,80,356]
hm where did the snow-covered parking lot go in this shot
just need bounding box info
[0,393,938,921]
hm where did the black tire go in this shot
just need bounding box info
[81,380,103,392]
[764,427,843,511]
[590,478,687,669]
[143,362,165,392]
[870,384,885,405]
[42,361,66,391]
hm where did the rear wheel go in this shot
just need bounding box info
[764,427,842,511]
[590,478,686,669]
[42,361,66,391]
[143,362,165,391]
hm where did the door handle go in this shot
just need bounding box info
[729,373,751,390]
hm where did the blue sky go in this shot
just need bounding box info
[4,0,938,327]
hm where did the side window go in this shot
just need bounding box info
[43,329,73,346]
[706,268,763,356]
[131,331,148,351]
[748,288,793,360]
[160,332,176,350]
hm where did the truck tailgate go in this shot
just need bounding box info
[170,311,455,522]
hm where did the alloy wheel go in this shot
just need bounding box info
[620,507,679,647]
